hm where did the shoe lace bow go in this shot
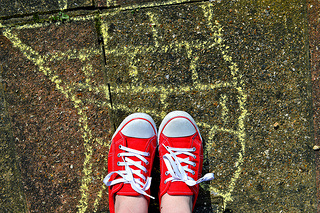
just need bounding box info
[103,145,154,199]
[163,144,214,186]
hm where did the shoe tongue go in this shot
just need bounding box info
[167,182,193,196]
[124,136,149,152]
[167,135,193,148]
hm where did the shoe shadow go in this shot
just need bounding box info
[193,138,216,213]
[194,138,229,213]
[149,148,161,212]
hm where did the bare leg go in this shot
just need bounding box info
[115,195,148,213]
[160,194,193,213]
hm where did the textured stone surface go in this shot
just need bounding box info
[95,0,199,8]
[0,18,111,212]
[0,0,93,18]
[308,0,320,212]
[0,0,318,212]
[102,1,316,212]
[0,65,27,213]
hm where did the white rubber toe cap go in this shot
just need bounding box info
[158,111,201,141]
[112,113,157,140]
[122,119,156,138]
[162,117,196,137]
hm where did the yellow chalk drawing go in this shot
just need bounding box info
[105,0,118,7]
[101,0,197,17]
[201,3,247,207]
[2,27,110,213]
[58,0,68,10]
[146,12,160,49]
[72,15,96,22]
[220,94,229,124]
[2,0,247,212]
[102,2,247,210]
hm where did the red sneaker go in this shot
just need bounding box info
[103,113,157,213]
[158,111,214,211]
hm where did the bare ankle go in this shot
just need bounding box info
[160,193,193,213]
[115,195,148,213]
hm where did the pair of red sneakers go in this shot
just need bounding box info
[103,111,214,213]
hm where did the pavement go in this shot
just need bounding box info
[0,0,319,212]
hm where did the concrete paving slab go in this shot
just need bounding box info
[0,0,318,212]
[102,1,316,212]
[0,65,27,212]
[309,0,320,146]
[0,18,111,212]
[0,0,93,18]
[308,0,320,212]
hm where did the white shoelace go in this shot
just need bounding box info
[162,144,214,186]
[103,145,154,199]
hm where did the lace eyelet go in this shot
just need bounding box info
[119,145,122,149]
[164,180,167,184]
[117,162,120,166]
[192,147,196,151]
[146,161,149,165]
[165,171,169,176]
[192,171,195,175]
[146,152,150,157]
[193,155,196,159]
[192,163,196,167]
[117,154,120,157]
